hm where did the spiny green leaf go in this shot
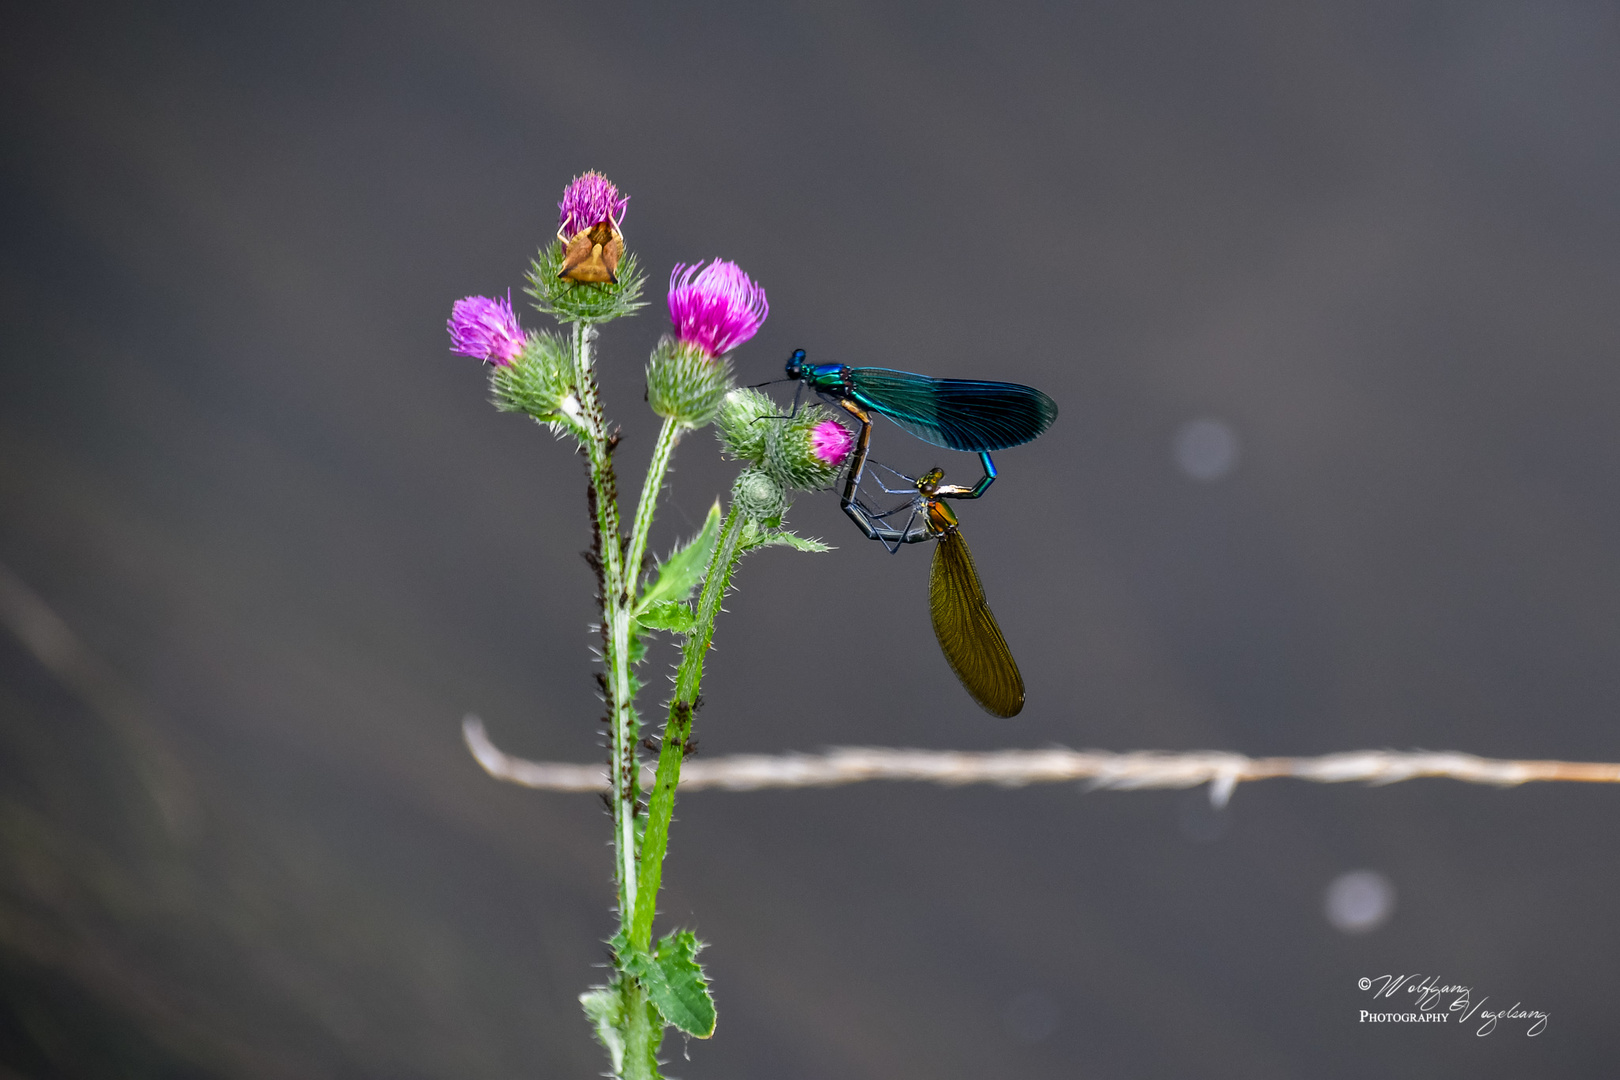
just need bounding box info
[625,930,716,1038]
[635,600,696,634]
[653,930,717,1038]
[750,530,833,553]
[637,500,721,613]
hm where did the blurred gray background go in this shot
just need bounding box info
[2,0,1618,1076]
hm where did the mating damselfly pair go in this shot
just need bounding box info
[764,349,1057,717]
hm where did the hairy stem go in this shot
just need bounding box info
[622,979,658,1080]
[631,505,747,949]
[574,321,639,920]
[626,416,682,598]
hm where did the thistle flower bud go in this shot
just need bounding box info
[558,171,629,239]
[668,260,769,358]
[731,466,789,524]
[646,336,733,427]
[529,173,645,324]
[764,406,851,491]
[447,293,525,366]
[713,387,775,464]
[490,331,576,428]
[557,172,628,285]
[810,420,855,468]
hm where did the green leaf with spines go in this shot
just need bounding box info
[636,501,721,613]
[753,530,833,553]
[635,600,696,634]
[617,930,717,1039]
[735,516,832,554]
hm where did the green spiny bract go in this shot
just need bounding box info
[526,238,647,325]
[764,402,844,490]
[491,331,579,431]
[715,387,845,491]
[714,387,774,465]
[730,466,788,524]
[646,336,734,428]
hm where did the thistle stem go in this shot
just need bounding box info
[631,505,747,949]
[622,979,658,1080]
[573,321,639,921]
[626,416,682,598]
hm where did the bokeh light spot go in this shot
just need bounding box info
[1173,418,1240,480]
[1324,870,1396,933]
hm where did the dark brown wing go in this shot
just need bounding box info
[929,528,1025,717]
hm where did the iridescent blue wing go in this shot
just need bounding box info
[847,368,1058,452]
[929,528,1025,717]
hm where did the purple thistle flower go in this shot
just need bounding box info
[558,171,629,237]
[810,419,854,466]
[447,292,524,366]
[667,260,770,357]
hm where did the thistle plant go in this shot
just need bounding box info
[447,172,852,1079]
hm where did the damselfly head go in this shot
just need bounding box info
[917,467,945,494]
[784,349,806,379]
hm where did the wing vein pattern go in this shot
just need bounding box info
[929,528,1025,717]
[850,368,1058,452]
